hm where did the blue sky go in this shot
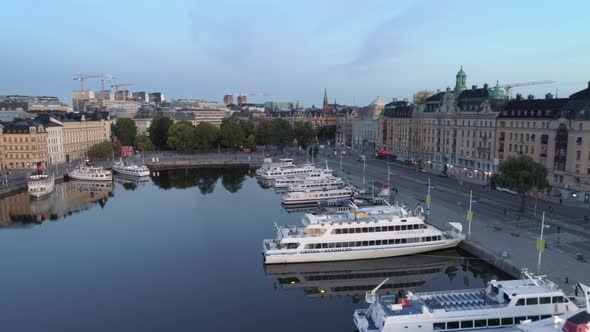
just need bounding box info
[1,0,589,106]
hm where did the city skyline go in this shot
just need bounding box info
[1,0,589,105]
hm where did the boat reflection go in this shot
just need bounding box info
[264,250,466,301]
[114,174,150,191]
[0,180,113,227]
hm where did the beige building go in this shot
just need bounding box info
[49,114,112,162]
[2,120,48,169]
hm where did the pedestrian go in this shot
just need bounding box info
[565,276,569,284]
[559,198,563,204]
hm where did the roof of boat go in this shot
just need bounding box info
[302,205,415,225]
[491,277,563,296]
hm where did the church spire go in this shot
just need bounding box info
[323,88,329,112]
[454,66,467,95]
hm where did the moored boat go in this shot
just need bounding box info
[27,163,55,198]
[68,160,112,181]
[113,159,150,177]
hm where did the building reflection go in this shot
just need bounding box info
[0,180,113,227]
[264,250,466,302]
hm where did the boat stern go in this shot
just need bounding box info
[354,309,380,332]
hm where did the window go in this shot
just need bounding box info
[515,299,525,306]
[501,318,514,326]
[552,296,564,303]
[488,319,500,327]
[368,241,375,246]
[474,320,486,328]
[446,322,459,330]
[541,315,552,320]
[577,137,582,145]
[461,321,473,329]
[433,323,445,330]
[528,316,540,322]
[526,298,538,305]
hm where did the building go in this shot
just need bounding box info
[173,109,232,127]
[352,97,385,152]
[223,94,234,105]
[132,91,149,103]
[114,90,131,101]
[237,95,247,104]
[2,120,48,169]
[71,90,97,113]
[106,102,141,118]
[0,95,70,114]
[48,113,112,162]
[133,118,152,136]
[335,108,357,147]
[45,122,65,165]
[149,92,164,105]
[379,100,414,160]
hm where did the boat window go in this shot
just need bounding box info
[433,323,445,330]
[334,229,341,234]
[395,239,401,244]
[286,243,299,249]
[515,317,526,324]
[552,296,564,303]
[375,227,381,232]
[487,319,500,327]
[335,242,342,248]
[539,297,550,304]
[460,321,473,329]
[491,285,499,295]
[328,243,335,248]
[503,293,511,303]
[368,227,375,232]
[375,240,381,245]
[362,241,368,247]
[401,225,407,231]
[395,226,400,231]
[342,228,349,234]
[401,239,407,244]
[526,298,538,305]
[315,244,322,249]
[322,243,328,248]
[515,299,525,306]
[362,228,368,233]
[446,322,459,330]
[401,219,407,222]
[527,316,540,322]
[501,318,513,325]
[369,241,375,246]
[388,226,394,231]
[388,239,395,244]
[356,241,362,247]
[540,315,551,320]
[474,320,486,328]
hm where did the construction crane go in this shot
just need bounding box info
[499,80,556,99]
[110,83,133,92]
[73,73,100,91]
[230,92,271,97]
[97,74,114,91]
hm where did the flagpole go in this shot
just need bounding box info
[468,190,473,237]
[426,178,431,221]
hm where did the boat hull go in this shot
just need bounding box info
[264,238,462,264]
[28,174,55,198]
[281,194,353,205]
[68,173,113,181]
[113,168,150,177]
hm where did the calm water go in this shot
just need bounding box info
[0,168,510,332]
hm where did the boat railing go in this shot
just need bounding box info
[416,288,483,297]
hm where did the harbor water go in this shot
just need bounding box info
[0,167,510,331]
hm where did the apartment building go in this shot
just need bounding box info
[2,120,48,169]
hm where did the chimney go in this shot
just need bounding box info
[527,94,535,100]
[545,93,553,100]
[516,93,523,100]
[472,85,478,90]
[484,83,489,90]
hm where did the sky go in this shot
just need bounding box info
[1,0,589,106]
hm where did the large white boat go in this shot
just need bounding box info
[68,160,112,181]
[353,269,579,332]
[113,159,150,177]
[274,168,335,189]
[281,187,355,206]
[263,202,464,264]
[287,177,345,192]
[256,158,295,176]
[259,164,317,181]
[27,172,55,198]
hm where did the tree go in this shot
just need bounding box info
[219,117,245,148]
[240,120,255,139]
[317,125,336,142]
[136,135,155,151]
[244,134,257,151]
[112,118,137,146]
[148,117,173,149]
[270,118,294,151]
[193,122,219,150]
[294,122,316,150]
[490,155,549,212]
[167,121,195,151]
[87,141,113,160]
[255,120,273,148]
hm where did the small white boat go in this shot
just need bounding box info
[259,164,317,181]
[288,178,345,192]
[113,159,150,177]
[68,160,112,181]
[281,187,355,206]
[256,158,295,176]
[274,168,335,189]
[27,172,55,198]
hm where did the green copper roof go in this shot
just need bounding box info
[489,80,507,99]
[456,65,466,78]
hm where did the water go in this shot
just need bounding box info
[0,168,510,332]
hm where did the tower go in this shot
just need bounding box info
[323,88,329,112]
[454,66,467,95]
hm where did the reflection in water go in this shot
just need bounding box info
[0,180,113,227]
[150,167,252,194]
[264,249,505,303]
[114,174,151,191]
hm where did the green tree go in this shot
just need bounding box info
[219,117,245,148]
[135,135,155,151]
[240,120,255,139]
[317,125,336,142]
[490,155,549,212]
[112,118,137,146]
[87,141,113,160]
[193,122,219,150]
[294,122,316,150]
[244,134,257,151]
[167,121,195,151]
[148,117,173,149]
[270,118,294,151]
[255,120,273,147]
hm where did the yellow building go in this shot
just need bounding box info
[49,114,112,162]
[2,120,48,169]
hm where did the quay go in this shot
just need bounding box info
[144,151,263,170]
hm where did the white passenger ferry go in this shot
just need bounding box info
[68,160,112,181]
[28,172,55,198]
[256,158,295,176]
[263,202,463,264]
[259,164,317,181]
[281,187,355,206]
[113,159,150,177]
[353,269,579,332]
[274,168,335,189]
[288,177,345,192]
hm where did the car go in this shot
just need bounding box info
[437,173,449,178]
